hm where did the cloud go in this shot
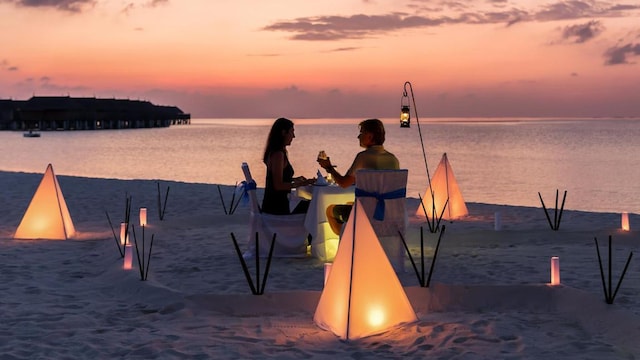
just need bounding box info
[1,59,19,72]
[2,0,96,12]
[604,43,640,65]
[263,1,639,41]
[561,20,604,43]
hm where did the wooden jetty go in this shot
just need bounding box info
[0,96,190,131]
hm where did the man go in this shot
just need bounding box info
[317,118,399,234]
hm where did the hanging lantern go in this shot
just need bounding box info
[550,256,560,285]
[400,105,410,128]
[621,212,630,231]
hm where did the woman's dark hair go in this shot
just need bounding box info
[359,118,385,145]
[263,117,294,164]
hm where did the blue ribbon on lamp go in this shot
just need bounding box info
[355,187,407,220]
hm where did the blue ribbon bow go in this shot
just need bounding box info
[238,180,257,205]
[355,187,406,220]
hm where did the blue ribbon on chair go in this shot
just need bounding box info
[238,180,257,205]
[355,187,406,220]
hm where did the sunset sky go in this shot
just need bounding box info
[1,0,639,118]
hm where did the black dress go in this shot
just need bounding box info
[262,151,295,215]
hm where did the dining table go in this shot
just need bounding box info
[294,183,355,261]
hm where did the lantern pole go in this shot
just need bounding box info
[402,81,432,190]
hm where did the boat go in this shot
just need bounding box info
[23,130,41,138]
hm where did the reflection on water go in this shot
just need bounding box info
[1,117,640,213]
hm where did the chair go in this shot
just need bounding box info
[241,163,309,258]
[353,169,409,272]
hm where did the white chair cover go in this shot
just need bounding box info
[354,169,408,272]
[241,163,309,258]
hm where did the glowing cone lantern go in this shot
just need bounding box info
[416,153,468,220]
[14,164,76,240]
[314,199,417,340]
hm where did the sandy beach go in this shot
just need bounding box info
[1,170,639,359]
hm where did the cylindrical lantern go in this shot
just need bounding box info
[124,244,133,270]
[621,212,630,231]
[550,256,560,285]
[324,263,333,286]
[140,207,148,227]
[120,222,128,245]
[494,211,502,231]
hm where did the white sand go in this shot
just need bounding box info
[1,170,639,359]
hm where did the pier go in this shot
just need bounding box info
[0,96,190,131]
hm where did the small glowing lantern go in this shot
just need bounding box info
[140,207,148,227]
[400,105,410,128]
[324,263,332,286]
[550,256,560,285]
[120,222,128,245]
[621,212,630,231]
[123,244,133,270]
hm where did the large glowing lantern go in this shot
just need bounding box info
[416,153,468,220]
[14,164,76,240]
[314,199,417,340]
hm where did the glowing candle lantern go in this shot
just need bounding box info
[120,222,128,245]
[621,212,630,231]
[550,256,560,285]
[324,263,332,286]
[140,207,148,227]
[123,244,133,270]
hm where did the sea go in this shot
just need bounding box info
[2,117,639,214]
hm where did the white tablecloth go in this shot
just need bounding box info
[297,184,355,261]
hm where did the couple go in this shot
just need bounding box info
[262,117,399,232]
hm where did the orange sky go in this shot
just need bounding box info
[1,0,639,118]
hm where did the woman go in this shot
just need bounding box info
[262,118,314,215]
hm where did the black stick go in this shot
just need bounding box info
[398,230,422,286]
[418,192,436,233]
[133,228,144,279]
[161,186,170,220]
[105,211,124,257]
[538,192,554,230]
[231,233,257,294]
[420,227,425,286]
[157,182,162,219]
[611,252,634,302]
[255,232,260,294]
[217,185,228,215]
[426,225,446,287]
[554,189,559,230]
[228,182,238,214]
[608,235,612,302]
[556,190,567,229]
[594,237,609,302]
[144,235,154,281]
[259,233,277,295]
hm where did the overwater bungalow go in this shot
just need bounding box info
[0,96,190,131]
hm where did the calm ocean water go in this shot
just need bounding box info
[1,118,639,214]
